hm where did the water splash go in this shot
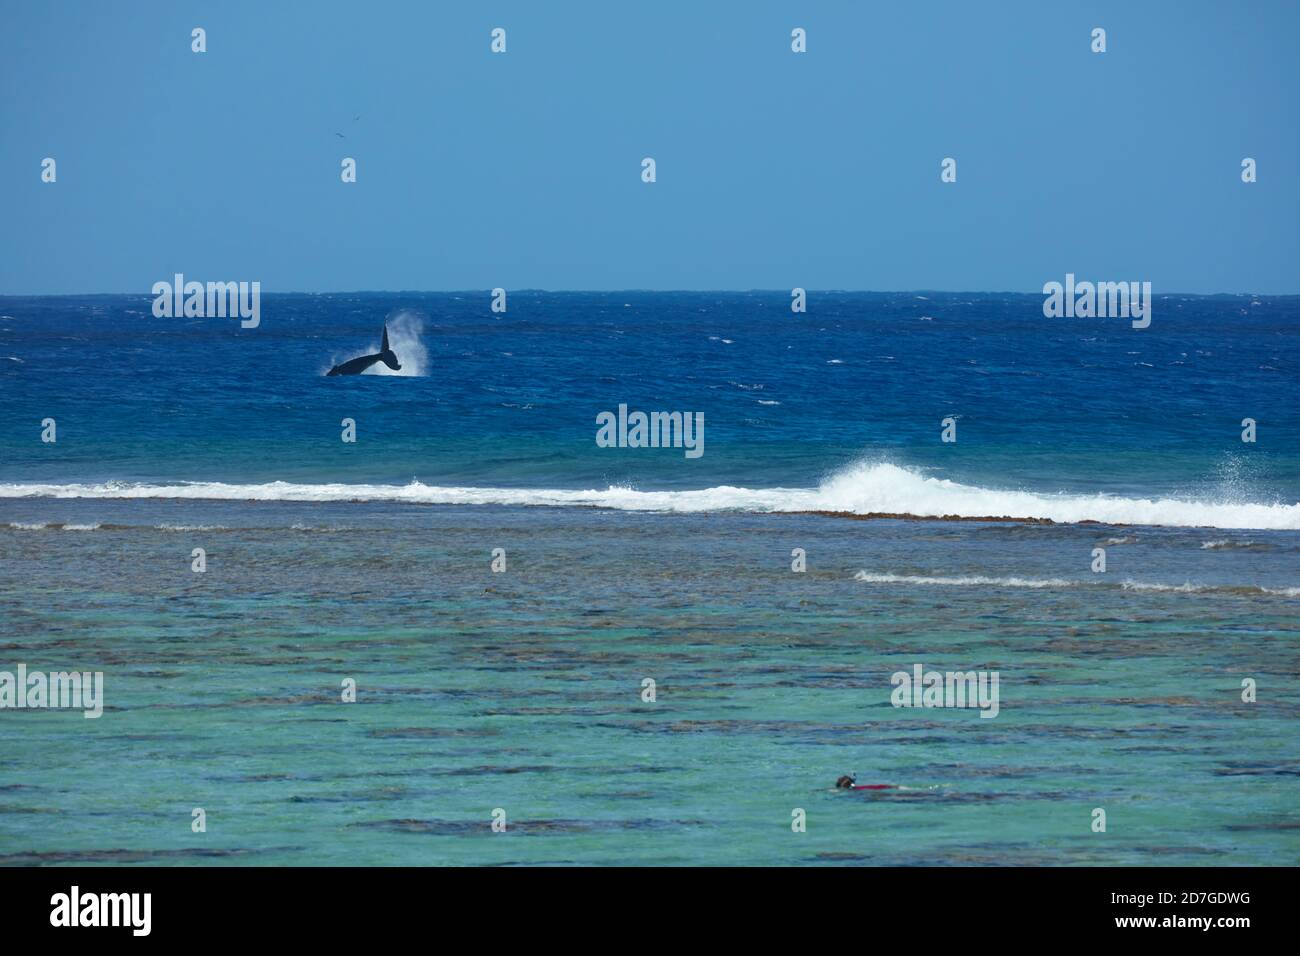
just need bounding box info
[363,309,428,377]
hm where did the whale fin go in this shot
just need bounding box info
[378,323,402,370]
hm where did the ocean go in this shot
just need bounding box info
[1,291,1297,865]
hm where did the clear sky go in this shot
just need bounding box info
[1,0,1296,294]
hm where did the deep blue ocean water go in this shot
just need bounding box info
[2,291,1298,500]
[1,292,1297,865]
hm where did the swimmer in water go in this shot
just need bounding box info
[835,774,898,791]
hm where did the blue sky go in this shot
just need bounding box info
[1,0,1296,294]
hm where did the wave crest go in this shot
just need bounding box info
[1,462,1297,530]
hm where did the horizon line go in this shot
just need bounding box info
[3,288,1299,299]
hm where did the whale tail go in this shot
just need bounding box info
[379,324,401,370]
[325,323,403,375]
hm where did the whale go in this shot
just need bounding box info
[327,325,402,376]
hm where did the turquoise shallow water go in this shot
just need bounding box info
[1,500,1296,865]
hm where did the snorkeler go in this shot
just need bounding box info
[835,774,899,791]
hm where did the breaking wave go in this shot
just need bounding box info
[1,462,1298,530]
[853,571,1300,598]
[5,521,103,531]
[853,572,1077,589]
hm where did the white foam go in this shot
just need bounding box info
[1119,579,1300,597]
[854,572,1300,598]
[1,461,1297,530]
[1119,580,1201,593]
[4,521,100,531]
[809,462,1300,530]
[1200,539,1259,550]
[854,572,1077,589]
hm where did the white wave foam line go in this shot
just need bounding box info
[1120,579,1300,597]
[854,572,1078,589]
[1200,539,1261,550]
[0,462,1297,530]
[854,572,1300,598]
[1119,580,1200,593]
[809,463,1300,530]
[5,521,100,531]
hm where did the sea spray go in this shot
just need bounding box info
[324,310,429,377]
[364,310,428,376]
